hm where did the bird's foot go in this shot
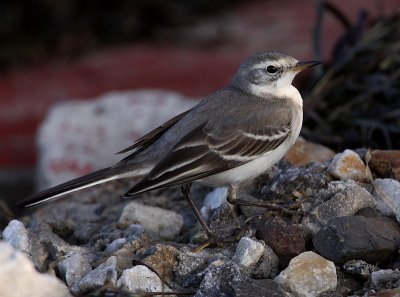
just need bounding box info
[192,226,248,253]
[234,198,304,215]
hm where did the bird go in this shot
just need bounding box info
[20,51,319,234]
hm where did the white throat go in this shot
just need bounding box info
[250,77,303,108]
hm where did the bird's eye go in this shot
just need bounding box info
[266,65,278,74]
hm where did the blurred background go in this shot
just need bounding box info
[0,0,399,215]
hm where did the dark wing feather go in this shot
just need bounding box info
[117,109,191,161]
[125,113,292,196]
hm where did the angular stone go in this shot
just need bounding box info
[328,149,369,182]
[370,269,400,291]
[195,260,241,297]
[274,251,337,297]
[79,256,117,292]
[0,242,71,297]
[139,244,180,283]
[2,220,30,253]
[31,223,88,261]
[112,243,143,271]
[232,279,285,297]
[342,260,378,279]
[174,247,213,282]
[368,150,400,181]
[232,237,265,268]
[263,162,331,198]
[252,244,279,279]
[57,253,92,294]
[373,178,400,221]
[257,217,311,266]
[175,245,235,288]
[118,201,183,240]
[313,216,400,264]
[285,137,335,165]
[104,238,127,254]
[303,180,376,233]
[117,265,172,293]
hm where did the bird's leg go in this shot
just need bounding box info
[181,184,213,237]
[181,184,246,252]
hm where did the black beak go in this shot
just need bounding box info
[291,60,321,72]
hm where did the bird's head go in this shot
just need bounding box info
[232,51,320,97]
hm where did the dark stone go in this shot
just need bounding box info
[232,279,284,297]
[261,162,331,199]
[343,260,378,279]
[256,217,312,266]
[335,269,363,296]
[313,216,400,264]
[368,150,400,180]
[370,269,400,291]
[194,260,240,297]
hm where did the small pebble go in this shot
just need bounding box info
[118,201,184,240]
[79,256,117,292]
[328,149,369,182]
[274,251,337,297]
[117,265,172,293]
[2,220,30,253]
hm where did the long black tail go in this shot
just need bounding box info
[19,167,119,207]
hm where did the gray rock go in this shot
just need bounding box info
[118,201,183,240]
[175,248,208,279]
[32,224,89,261]
[79,256,117,292]
[262,162,331,198]
[117,265,172,293]
[175,247,224,282]
[124,224,148,241]
[232,279,285,297]
[231,236,278,279]
[232,237,265,268]
[373,178,400,221]
[2,220,30,253]
[274,251,337,297]
[342,260,378,279]
[195,260,241,297]
[328,149,369,182]
[303,180,376,233]
[0,242,71,297]
[37,90,196,189]
[57,253,92,294]
[104,238,127,254]
[313,216,400,264]
[253,244,279,279]
[370,269,400,291]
